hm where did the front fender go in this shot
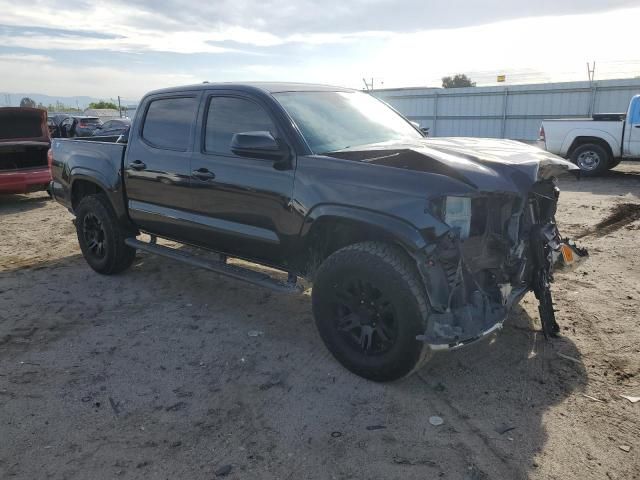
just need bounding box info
[301,203,449,253]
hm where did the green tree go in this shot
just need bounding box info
[441,74,476,88]
[20,97,36,108]
[88,100,118,109]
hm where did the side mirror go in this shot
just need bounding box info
[420,127,430,137]
[230,131,289,163]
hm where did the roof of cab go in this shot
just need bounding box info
[145,82,355,97]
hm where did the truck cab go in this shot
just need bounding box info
[539,94,640,176]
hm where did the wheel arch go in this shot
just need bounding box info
[564,134,618,160]
[69,169,130,226]
[298,205,429,277]
[70,175,109,210]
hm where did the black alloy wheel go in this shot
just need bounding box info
[312,242,432,382]
[333,278,399,355]
[82,212,107,260]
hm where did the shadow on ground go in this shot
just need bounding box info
[0,250,587,480]
[559,161,640,195]
[0,192,51,214]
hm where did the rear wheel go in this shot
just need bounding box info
[312,242,431,382]
[570,143,610,177]
[75,194,136,274]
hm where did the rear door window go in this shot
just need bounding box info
[142,97,198,151]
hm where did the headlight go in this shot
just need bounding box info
[443,196,471,239]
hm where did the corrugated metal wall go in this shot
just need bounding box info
[373,78,640,141]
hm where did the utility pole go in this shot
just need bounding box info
[362,77,383,92]
[118,96,122,118]
[587,61,597,116]
[586,61,596,82]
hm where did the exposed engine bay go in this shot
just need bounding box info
[416,178,588,347]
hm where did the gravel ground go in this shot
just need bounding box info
[1,163,639,480]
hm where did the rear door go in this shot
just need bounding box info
[188,92,296,267]
[124,93,201,238]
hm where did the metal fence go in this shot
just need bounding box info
[372,78,640,141]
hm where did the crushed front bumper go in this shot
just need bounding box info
[415,187,588,349]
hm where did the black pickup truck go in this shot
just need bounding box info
[50,82,586,381]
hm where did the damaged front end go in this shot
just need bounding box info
[416,178,588,349]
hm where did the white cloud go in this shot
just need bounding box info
[311,7,640,88]
[0,2,639,97]
[0,58,201,97]
[0,53,53,62]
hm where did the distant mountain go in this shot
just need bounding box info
[0,92,139,109]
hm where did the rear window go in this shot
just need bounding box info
[0,109,44,140]
[79,118,101,126]
[142,97,198,150]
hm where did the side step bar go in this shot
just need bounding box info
[124,237,302,295]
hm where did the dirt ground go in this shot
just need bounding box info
[1,163,639,480]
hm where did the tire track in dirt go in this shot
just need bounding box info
[414,370,522,479]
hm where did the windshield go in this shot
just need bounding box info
[273,91,423,154]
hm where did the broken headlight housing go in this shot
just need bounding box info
[430,196,472,239]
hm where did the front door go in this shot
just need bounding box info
[189,93,296,269]
[627,97,640,157]
[124,94,200,239]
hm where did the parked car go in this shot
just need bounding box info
[539,94,640,176]
[49,115,102,138]
[91,118,131,137]
[0,107,51,194]
[50,82,586,381]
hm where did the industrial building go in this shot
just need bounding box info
[372,77,640,141]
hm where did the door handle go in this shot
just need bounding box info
[130,160,146,170]
[634,124,640,128]
[192,168,216,180]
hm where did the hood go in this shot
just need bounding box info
[325,137,578,195]
[0,107,50,145]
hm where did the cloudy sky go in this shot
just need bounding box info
[1,0,639,99]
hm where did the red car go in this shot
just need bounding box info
[0,107,52,194]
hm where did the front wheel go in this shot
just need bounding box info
[75,194,136,274]
[570,143,610,177]
[312,242,432,382]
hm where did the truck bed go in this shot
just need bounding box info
[542,118,624,157]
[50,138,127,211]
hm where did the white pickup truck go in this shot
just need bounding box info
[539,94,640,176]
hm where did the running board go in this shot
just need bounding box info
[124,237,302,295]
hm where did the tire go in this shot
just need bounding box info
[312,242,432,382]
[75,194,136,274]
[569,143,610,177]
[607,158,622,170]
